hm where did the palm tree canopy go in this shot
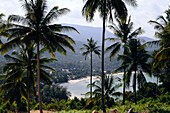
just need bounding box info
[0,44,57,105]
[82,0,137,22]
[86,75,122,98]
[80,37,101,60]
[117,39,151,88]
[147,7,170,69]
[0,0,79,56]
[105,16,143,59]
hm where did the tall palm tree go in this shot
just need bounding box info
[148,6,170,69]
[82,1,137,111]
[0,44,56,112]
[0,0,78,112]
[117,39,151,104]
[105,16,143,104]
[80,37,100,102]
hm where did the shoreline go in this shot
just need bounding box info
[68,76,99,83]
[67,72,125,84]
[66,72,148,84]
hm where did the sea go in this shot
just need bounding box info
[60,72,157,99]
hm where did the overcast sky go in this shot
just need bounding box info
[0,0,169,39]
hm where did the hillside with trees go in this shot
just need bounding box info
[0,0,169,113]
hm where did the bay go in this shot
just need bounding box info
[60,73,157,99]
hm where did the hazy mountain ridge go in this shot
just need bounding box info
[0,24,158,76]
[63,23,155,44]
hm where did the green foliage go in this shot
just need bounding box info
[41,84,71,103]
[159,62,170,92]
[51,72,68,83]
[32,102,47,110]
[55,110,93,113]
[137,82,157,100]
[85,76,121,108]
[148,6,170,69]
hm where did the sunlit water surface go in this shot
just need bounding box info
[60,73,157,99]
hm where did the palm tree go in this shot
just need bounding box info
[105,16,143,104]
[148,6,170,69]
[117,39,151,104]
[87,75,122,108]
[0,44,56,112]
[80,37,100,102]
[82,1,137,111]
[0,76,27,112]
[0,0,78,112]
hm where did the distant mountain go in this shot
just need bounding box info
[62,23,113,44]
[0,24,158,78]
[62,23,155,44]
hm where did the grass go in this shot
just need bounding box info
[54,101,170,113]
[54,110,93,113]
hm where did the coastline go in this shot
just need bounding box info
[66,71,151,84]
[68,76,99,83]
[67,72,125,84]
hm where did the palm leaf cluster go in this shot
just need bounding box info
[80,38,101,60]
[106,16,143,59]
[82,0,137,22]
[117,39,151,103]
[0,1,78,55]
[0,44,56,111]
[0,0,78,112]
[86,75,122,107]
[148,6,170,69]
[89,76,122,97]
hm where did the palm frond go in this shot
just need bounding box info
[43,7,70,24]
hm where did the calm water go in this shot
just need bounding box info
[60,73,157,99]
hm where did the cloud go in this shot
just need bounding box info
[127,0,169,38]
[0,0,169,39]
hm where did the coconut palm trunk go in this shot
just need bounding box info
[123,45,127,105]
[37,40,43,113]
[27,91,30,113]
[90,51,93,100]
[27,67,30,113]
[123,63,126,104]
[101,0,106,112]
[134,65,137,104]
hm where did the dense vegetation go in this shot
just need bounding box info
[0,0,169,113]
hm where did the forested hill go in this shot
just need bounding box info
[0,24,158,79]
[45,23,158,78]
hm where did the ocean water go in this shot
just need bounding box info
[60,73,157,99]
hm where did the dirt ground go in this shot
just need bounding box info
[30,110,54,113]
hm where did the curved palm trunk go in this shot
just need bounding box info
[37,41,43,113]
[90,52,92,100]
[101,0,106,112]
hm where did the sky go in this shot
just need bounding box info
[0,0,169,39]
